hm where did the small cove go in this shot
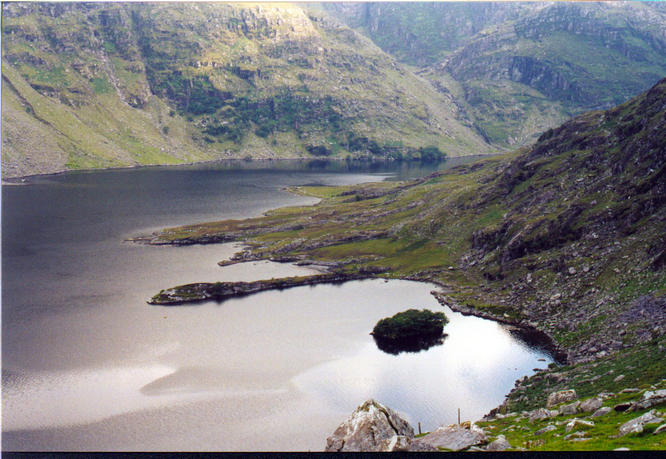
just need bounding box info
[2,158,553,450]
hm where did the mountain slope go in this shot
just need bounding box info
[323,2,541,66]
[150,78,666,422]
[326,2,666,148]
[1,2,491,179]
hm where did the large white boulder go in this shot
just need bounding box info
[324,399,415,452]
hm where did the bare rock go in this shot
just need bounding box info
[486,434,512,451]
[621,388,640,394]
[591,406,612,418]
[528,408,558,423]
[618,410,664,437]
[534,425,557,436]
[547,389,578,408]
[631,389,666,411]
[565,418,594,433]
[412,423,487,451]
[579,398,603,413]
[325,399,414,451]
[559,401,581,415]
[597,391,615,400]
[654,424,666,435]
[379,435,412,452]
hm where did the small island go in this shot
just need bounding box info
[371,309,449,354]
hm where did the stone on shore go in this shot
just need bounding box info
[547,389,578,408]
[324,399,414,452]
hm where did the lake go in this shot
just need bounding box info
[2,158,552,451]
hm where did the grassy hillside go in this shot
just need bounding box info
[148,78,666,449]
[1,2,491,178]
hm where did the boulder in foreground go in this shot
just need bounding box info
[411,423,488,451]
[325,399,415,452]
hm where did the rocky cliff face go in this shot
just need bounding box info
[429,2,666,147]
[1,2,490,178]
[324,2,541,66]
[327,2,666,149]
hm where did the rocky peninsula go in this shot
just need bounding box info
[148,270,385,305]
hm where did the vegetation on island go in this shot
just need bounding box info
[371,309,448,354]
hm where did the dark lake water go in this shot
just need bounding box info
[2,158,552,451]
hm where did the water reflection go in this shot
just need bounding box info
[372,333,447,355]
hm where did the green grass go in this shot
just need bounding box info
[91,77,113,94]
[480,377,666,451]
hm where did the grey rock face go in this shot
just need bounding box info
[579,397,603,413]
[528,407,557,423]
[591,406,612,418]
[614,402,633,412]
[486,434,512,451]
[547,389,578,408]
[412,424,487,451]
[631,389,666,411]
[565,418,594,433]
[618,410,664,437]
[559,401,581,415]
[535,424,557,435]
[324,399,415,452]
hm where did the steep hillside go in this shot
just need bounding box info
[148,78,666,436]
[323,2,540,66]
[1,2,490,179]
[327,2,666,149]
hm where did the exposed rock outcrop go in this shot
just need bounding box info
[410,423,487,451]
[324,399,414,452]
[618,410,663,437]
[546,389,578,408]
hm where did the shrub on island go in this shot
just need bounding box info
[371,308,448,354]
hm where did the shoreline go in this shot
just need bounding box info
[1,153,498,184]
[147,269,386,305]
[148,254,568,364]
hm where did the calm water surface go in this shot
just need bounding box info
[2,158,551,451]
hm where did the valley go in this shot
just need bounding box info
[2,1,665,452]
